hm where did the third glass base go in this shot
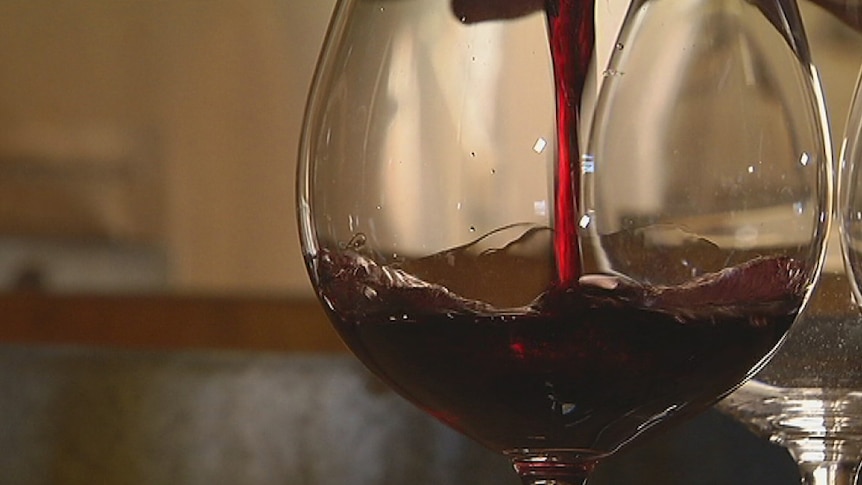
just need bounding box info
[718,383,862,485]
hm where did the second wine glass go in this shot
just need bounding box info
[717,10,862,481]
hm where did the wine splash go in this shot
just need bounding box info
[314,243,804,454]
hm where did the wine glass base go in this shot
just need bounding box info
[798,461,860,485]
[718,382,862,484]
[506,448,608,485]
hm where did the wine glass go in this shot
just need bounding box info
[804,61,862,485]
[714,11,862,483]
[296,0,830,483]
[716,235,862,485]
[844,70,862,321]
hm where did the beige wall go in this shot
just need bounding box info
[0,0,336,295]
[151,0,335,295]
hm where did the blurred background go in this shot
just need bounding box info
[0,0,330,296]
[0,0,860,483]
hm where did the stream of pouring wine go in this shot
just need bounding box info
[546,0,595,285]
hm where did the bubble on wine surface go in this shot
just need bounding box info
[346,232,367,250]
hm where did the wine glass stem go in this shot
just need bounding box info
[509,450,596,485]
[519,479,587,485]
[798,462,860,485]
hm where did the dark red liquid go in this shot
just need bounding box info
[314,248,803,454]
[547,0,594,285]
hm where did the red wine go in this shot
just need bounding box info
[547,0,594,285]
[314,247,804,454]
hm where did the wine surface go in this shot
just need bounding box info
[314,246,805,454]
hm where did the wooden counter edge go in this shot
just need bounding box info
[0,292,348,353]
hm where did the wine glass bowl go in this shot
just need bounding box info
[298,0,831,482]
[582,0,830,285]
[716,12,862,483]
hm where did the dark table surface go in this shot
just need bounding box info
[0,344,804,485]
